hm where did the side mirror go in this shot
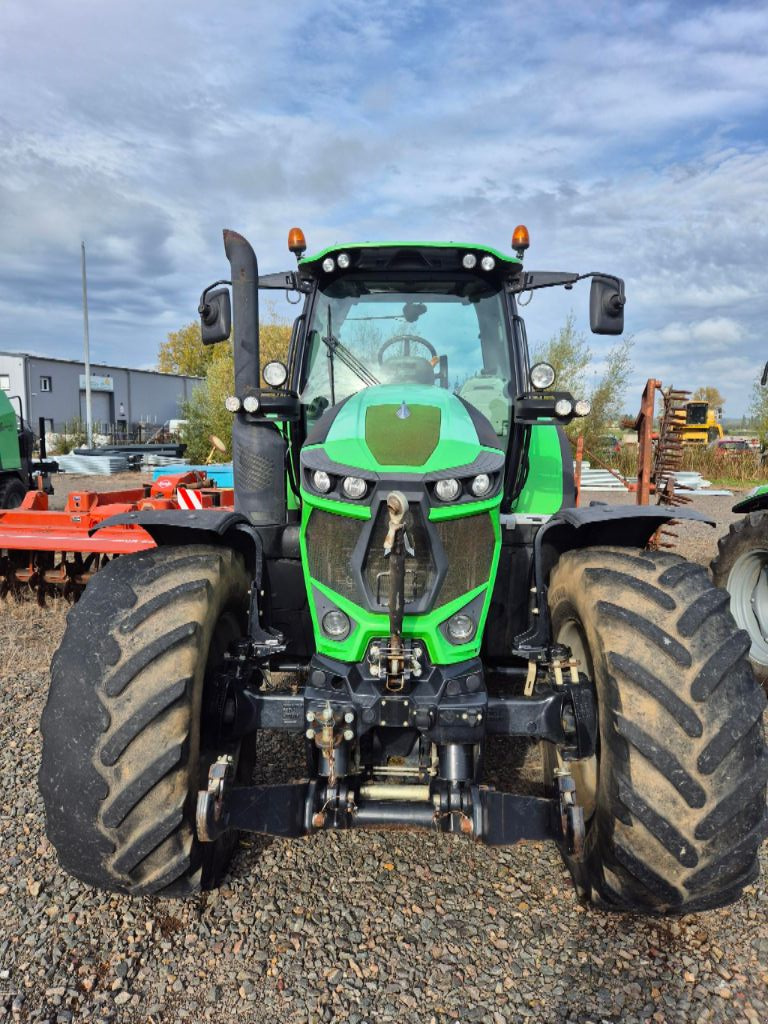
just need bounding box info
[199,286,231,345]
[590,275,625,335]
[761,361,768,387]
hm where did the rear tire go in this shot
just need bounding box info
[547,546,767,914]
[0,476,27,509]
[39,544,251,896]
[711,511,768,687]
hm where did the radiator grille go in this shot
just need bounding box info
[304,509,362,603]
[304,505,495,611]
[435,513,495,606]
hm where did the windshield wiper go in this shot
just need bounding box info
[321,307,380,396]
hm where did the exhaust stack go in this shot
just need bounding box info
[223,229,260,394]
[223,229,286,525]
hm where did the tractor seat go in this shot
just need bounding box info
[378,356,436,386]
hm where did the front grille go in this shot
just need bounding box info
[363,504,436,607]
[304,504,496,612]
[435,513,495,606]
[304,509,362,603]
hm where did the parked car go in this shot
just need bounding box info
[707,438,755,457]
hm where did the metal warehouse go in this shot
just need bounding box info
[0,351,203,433]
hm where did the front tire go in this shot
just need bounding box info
[711,511,768,687]
[39,544,251,896]
[547,546,767,914]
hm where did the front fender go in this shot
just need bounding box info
[90,509,262,574]
[513,504,715,660]
[733,486,768,514]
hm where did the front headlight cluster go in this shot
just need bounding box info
[433,472,495,503]
[310,469,368,500]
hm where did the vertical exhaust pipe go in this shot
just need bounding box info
[223,229,260,393]
[222,229,286,525]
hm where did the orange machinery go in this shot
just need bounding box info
[0,471,234,602]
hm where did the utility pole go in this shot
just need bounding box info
[81,240,93,447]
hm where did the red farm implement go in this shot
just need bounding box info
[0,471,233,603]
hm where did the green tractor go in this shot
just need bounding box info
[39,227,766,914]
[0,389,36,508]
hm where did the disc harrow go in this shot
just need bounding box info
[0,471,233,604]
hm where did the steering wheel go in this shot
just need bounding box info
[377,334,438,363]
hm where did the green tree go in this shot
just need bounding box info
[582,339,633,448]
[157,322,219,377]
[532,315,634,448]
[749,379,768,448]
[179,307,292,463]
[692,385,725,409]
[531,313,591,395]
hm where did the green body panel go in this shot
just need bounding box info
[0,391,21,473]
[365,404,442,466]
[299,384,504,665]
[311,384,489,474]
[300,241,523,269]
[512,424,568,515]
[733,484,768,514]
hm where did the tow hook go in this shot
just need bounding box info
[555,767,585,858]
[196,754,233,842]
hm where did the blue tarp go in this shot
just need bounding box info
[152,463,234,488]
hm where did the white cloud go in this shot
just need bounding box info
[0,1,766,412]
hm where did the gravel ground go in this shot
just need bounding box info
[1,488,765,1024]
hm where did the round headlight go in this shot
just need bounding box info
[480,255,496,271]
[342,476,367,499]
[471,473,492,497]
[337,252,350,269]
[446,613,476,644]
[224,395,241,412]
[263,361,288,388]
[462,253,477,269]
[243,395,260,413]
[322,610,350,639]
[435,478,461,502]
[555,398,573,417]
[322,257,335,273]
[530,362,556,390]
[574,399,592,417]
[312,470,332,493]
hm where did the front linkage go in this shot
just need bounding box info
[197,568,598,853]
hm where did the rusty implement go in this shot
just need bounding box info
[0,472,234,603]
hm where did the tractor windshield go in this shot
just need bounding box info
[301,277,513,440]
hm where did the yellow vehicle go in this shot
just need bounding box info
[673,400,724,445]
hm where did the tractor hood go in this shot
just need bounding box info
[303,385,503,474]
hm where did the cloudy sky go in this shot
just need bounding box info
[0,0,766,413]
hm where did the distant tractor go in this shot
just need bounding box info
[39,226,766,915]
[0,390,39,508]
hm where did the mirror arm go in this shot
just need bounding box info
[510,270,624,295]
[257,271,312,293]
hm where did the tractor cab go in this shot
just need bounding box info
[296,243,521,442]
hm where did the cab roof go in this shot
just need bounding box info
[299,241,523,273]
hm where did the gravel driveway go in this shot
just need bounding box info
[1,489,765,1024]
